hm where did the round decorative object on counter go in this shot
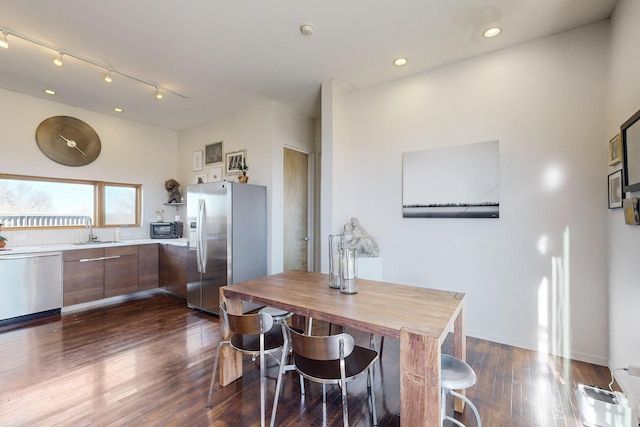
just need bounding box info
[35,116,101,166]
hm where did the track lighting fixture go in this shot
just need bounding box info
[53,52,64,67]
[0,27,187,100]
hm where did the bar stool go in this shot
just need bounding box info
[259,306,293,324]
[440,354,482,427]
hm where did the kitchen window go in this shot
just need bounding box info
[0,174,141,229]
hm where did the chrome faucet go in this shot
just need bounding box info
[86,217,97,242]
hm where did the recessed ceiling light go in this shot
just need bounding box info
[394,58,408,66]
[299,23,315,36]
[44,89,56,95]
[114,107,123,113]
[483,27,501,38]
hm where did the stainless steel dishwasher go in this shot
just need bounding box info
[0,252,63,322]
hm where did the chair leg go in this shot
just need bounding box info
[341,381,349,427]
[207,341,228,408]
[368,366,378,426]
[259,335,267,427]
[270,345,290,427]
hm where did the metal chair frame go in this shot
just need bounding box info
[271,324,378,427]
[207,302,284,427]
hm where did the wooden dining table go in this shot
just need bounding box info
[219,270,466,426]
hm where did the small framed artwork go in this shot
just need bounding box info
[623,197,640,225]
[622,108,640,192]
[225,150,246,175]
[608,170,623,209]
[609,134,622,166]
[192,150,203,171]
[194,174,206,184]
[208,167,222,183]
[205,141,223,165]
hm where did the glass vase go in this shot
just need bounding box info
[340,248,358,294]
[328,234,343,289]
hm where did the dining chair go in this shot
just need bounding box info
[271,324,379,427]
[440,354,482,427]
[206,301,284,427]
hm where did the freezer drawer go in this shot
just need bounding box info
[0,252,63,321]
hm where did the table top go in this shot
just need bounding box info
[222,271,465,342]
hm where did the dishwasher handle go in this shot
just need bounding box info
[0,252,61,260]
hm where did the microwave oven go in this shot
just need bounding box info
[150,221,183,239]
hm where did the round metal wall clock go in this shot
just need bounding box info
[35,116,101,166]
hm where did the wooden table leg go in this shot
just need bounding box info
[400,328,441,426]
[453,301,466,414]
[219,287,243,387]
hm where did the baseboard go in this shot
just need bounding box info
[467,329,609,366]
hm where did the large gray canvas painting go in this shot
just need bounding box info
[402,140,500,218]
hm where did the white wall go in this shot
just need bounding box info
[176,100,315,274]
[0,88,177,245]
[607,0,640,403]
[323,21,610,365]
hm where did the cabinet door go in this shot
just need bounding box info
[167,245,187,298]
[63,248,105,306]
[138,244,159,291]
[104,245,139,298]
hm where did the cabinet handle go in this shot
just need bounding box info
[79,255,121,262]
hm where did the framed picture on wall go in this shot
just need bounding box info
[208,167,222,182]
[225,150,246,175]
[192,150,203,171]
[205,141,223,164]
[622,108,640,192]
[608,169,623,209]
[609,133,622,166]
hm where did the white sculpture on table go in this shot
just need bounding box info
[342,217,379,257]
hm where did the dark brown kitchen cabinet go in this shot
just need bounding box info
[159,244,187,298]
[63,248,105,306]
[104,245,139,298]
[138,244,159,291]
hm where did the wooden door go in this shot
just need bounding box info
[283,148,309,271]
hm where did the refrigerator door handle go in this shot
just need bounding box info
[198,198,208,273]
[196,199,204,273]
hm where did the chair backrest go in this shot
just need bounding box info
[285,324,354,361]
[220,301,274,335]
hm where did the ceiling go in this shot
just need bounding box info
[0,0,618,131]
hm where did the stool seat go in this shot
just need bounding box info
[441,354,477,390]
[259,306,293,323]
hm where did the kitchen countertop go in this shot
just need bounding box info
[1,238,188,255]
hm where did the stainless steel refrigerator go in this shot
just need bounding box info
[186,181,267,315]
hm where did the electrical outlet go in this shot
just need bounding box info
[627,365,640,377]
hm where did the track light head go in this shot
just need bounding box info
[0,32,8,49]
[53,52,63,67]
[155,87,163,100]
[104,69,113,83]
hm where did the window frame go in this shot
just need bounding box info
[0,173,142,229]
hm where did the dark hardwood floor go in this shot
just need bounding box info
[0,292,617,426]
